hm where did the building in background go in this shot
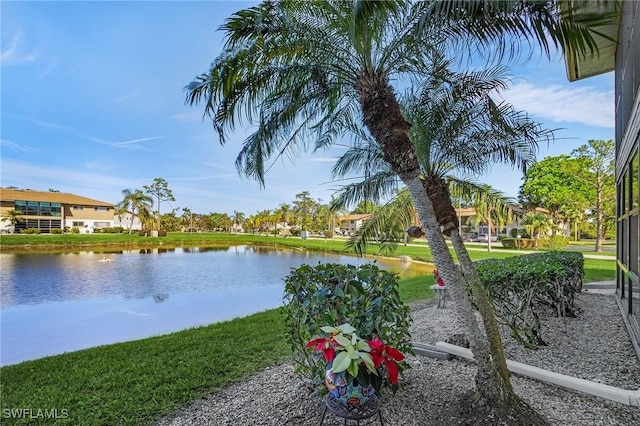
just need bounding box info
[0,188,115,234]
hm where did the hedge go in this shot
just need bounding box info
[474,252,584,348]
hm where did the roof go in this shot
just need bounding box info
[563,1,621,81]
[342,214,373,221]
[0,188,114,207]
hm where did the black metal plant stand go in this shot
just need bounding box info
[319,393,383,425]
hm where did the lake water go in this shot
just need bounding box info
[0,246,429,366]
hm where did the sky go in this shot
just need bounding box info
[1,1,615,216]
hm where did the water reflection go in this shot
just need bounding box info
[0,246,431,365]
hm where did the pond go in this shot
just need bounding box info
[0,245,430,366]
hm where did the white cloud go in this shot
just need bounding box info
[498,81,614,128]
[87,136,162,149]
[0,139,33,152]
[308,157,339,163]
[1,32,38,67]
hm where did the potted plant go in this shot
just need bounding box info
[306,323,405,406]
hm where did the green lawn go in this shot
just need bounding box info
[0,233,616,425]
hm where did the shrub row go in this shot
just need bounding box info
[474,251,584,349]
[93,227,125,234]
[500,235,570,250]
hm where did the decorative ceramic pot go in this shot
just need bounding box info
[325,365,374,406]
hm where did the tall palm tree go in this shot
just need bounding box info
[331,57,550,404]
[117,189,153,234]
[185,1,617,420]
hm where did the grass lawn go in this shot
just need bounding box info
[0,233,616,425]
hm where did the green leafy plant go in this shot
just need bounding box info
[282,263,412,394]
[306,323,405,393]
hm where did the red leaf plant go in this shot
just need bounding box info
[306,323,405,392]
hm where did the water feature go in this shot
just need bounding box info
[0,246,430,366]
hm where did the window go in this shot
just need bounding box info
[26,201,38,216]
[94,206,109,212]
[40,202,52,216]
[72,205,84,210]
[51,203,61,217]
[14,201,26,214]
[72,221,84,227]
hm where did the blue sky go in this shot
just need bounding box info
[1,1,614,216]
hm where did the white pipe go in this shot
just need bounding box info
[434,341,640,407]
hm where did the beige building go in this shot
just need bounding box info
[0,188,115,234]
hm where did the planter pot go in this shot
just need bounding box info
[325,366,374,406]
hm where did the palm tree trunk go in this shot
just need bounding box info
[128,206,134,235]
[422,176,512,398]
[405,178,508,398]
[595,187,603,252]
[356,76,547,421]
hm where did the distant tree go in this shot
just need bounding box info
[254,209,272,234]
[292,191,315,231]
[350,200,378,215]
[48,188,60,192]
[207,212,232,231]
[470,186,515,253]
[275,204,292,227]
[232,211,245,232]
[1,209,24,233]
[160,209,181,232]
[143,178,176,230]
[571,140,615,252]
[519,155,590,234]
[521,212,553,248]
[181,207,193,231]
[117,189,153,234]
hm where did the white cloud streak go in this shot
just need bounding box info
[1,32,38,67]
[1,139,33,152]
[88,136,162,148]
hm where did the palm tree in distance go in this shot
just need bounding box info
[185,1,618,421]
[1,209,24,234]
[117,189,153,234]
[232,210,245,232]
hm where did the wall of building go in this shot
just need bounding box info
[615,0,640,354]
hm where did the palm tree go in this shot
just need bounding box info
[117,189,153,234]
[331,57,550,407]
[470,185,517,253]
[185,1,617,420]
[232,210,245,232]
[522,211,553,249]
[1,209,24,234]
[275,203,292,232]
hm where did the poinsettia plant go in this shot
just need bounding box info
[306,323,406,393]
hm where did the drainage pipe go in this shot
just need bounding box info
[434,341,640,407]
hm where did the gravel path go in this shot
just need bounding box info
[156,289,640,425]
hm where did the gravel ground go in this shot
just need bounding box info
[156,289,640,426]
